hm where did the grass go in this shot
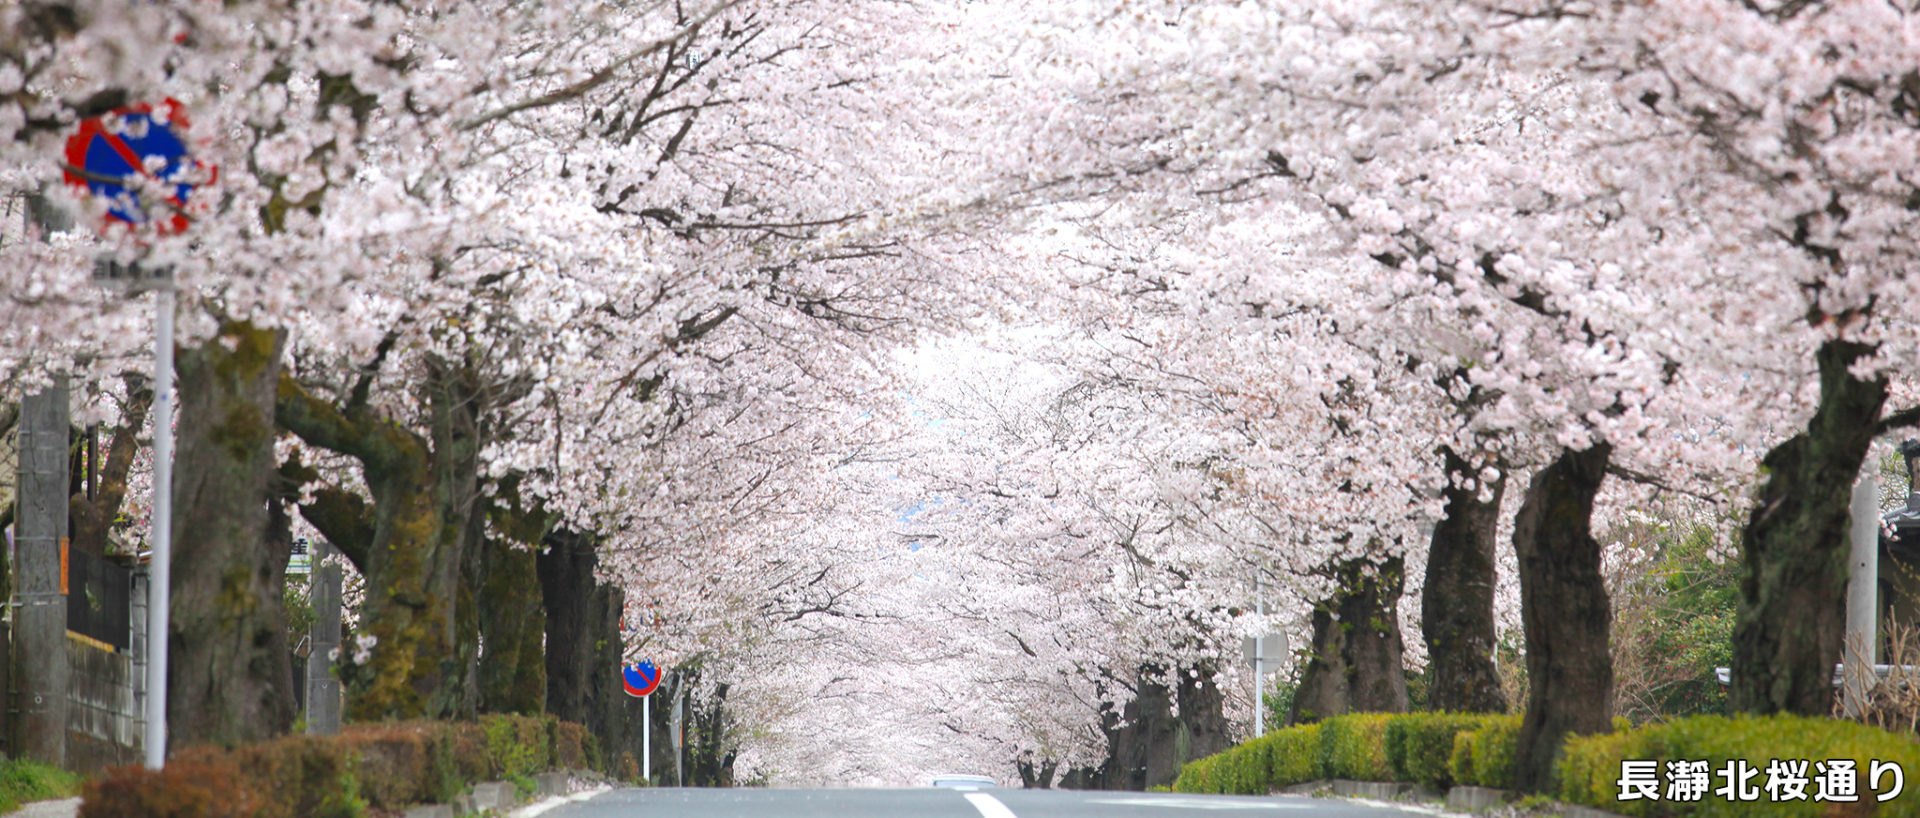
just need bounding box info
[0,757,82,812]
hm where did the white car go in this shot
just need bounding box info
[929,774,998,789]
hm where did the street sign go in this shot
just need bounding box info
[1243,632,1288,666]
[63,98,215,234]
[622,661,662,698]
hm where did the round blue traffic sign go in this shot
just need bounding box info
[63,98,215,234]
[622,661,661,697]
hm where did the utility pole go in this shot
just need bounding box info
[1843,475,1880,718]
[14,378,70,766]
[306,539,342,735]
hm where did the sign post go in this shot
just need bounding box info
[622,661,662,784]
[64,98,214,770]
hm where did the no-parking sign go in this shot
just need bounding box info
[63,98,215,234]
[622,661,662,698]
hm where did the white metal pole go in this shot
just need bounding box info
[144,288,173,769]
[1253,576,1265,739]
[643,695,652,785]
[1844,475,1879,718]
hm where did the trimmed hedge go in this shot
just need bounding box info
[1449,714,1523,789]
[1317,713,1395,781]
[1176,709,1920,815]
[1560,714,1920,818]
[79,714,594,818]
[1384,712,1503,790]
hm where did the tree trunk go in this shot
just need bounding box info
[1098,664,1230,790]
[1511,443,1614,793]
[1288,557,1410,724]
[169,321,297,748]
[429,358,487,720]
[1731,339,1889,715]
[538,528,635,773]
[1423,447,1509,714]
[685,679,736,787]
[477,535,546,714]
[279,377,461,721]
[69,376,151,558]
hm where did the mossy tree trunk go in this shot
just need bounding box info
[1422,446,1509,714]
[429,357,488,721]
[1287,557,1410,725]
[1511,443,1614,793]
[278,367,460,721]
[169,321,298,748]
[1731,339,1889,715]
[476,536,546,714]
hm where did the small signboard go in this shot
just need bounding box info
[63,98,215,234]
[622,661,662,698]
[1243,632,1288,666]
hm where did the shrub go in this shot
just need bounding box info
[1267,723,1323,787]
[1213,736,1270,795]
[1172,753,1221,793]
[79,757,257,818]
[1386,712,1502,790]
[337,722,440,808]
[1559,714,1920,818]
[0,757,82,813]
[222,735,362,818]
[1450,714,1523,789]
[552,719,591,771]
[1318,713,1395,781]
[79,716,594,817]
[482,713,551,789]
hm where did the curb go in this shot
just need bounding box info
[403,769,610,818]
[1273,779,1630,818]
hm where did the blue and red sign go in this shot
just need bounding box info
[63,98,215,234]
[622,661,661,698]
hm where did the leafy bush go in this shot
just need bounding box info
[79,757,256,818]
[0,757,82,813]
[1267,723,1323,787]
[1171,753,1221,793]
[79,716,594,817]
[1448,714,1522,789]
[482,713,551,792]
[336,723,437,807]
[1560,714,1920,817]
[551,719,591,771]
[1385,712,1502,790]
[221,735,363,818]
[1317,713,1395,781]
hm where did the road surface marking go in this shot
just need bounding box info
[965,792,1020,818]
[1085,796,1305,810]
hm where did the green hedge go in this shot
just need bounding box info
[1317,713,1395,781]
[1560,714,1920,818]
[1177,709,1920,815]
[1385,712,1504,790]
[1449,714,1523,789]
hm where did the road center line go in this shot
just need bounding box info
[964,792,1020,818]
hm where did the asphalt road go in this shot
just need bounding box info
[535,787,1445,818]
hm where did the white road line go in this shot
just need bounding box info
[965,792,1021,818]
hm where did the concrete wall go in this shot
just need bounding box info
[67,635,139,773]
